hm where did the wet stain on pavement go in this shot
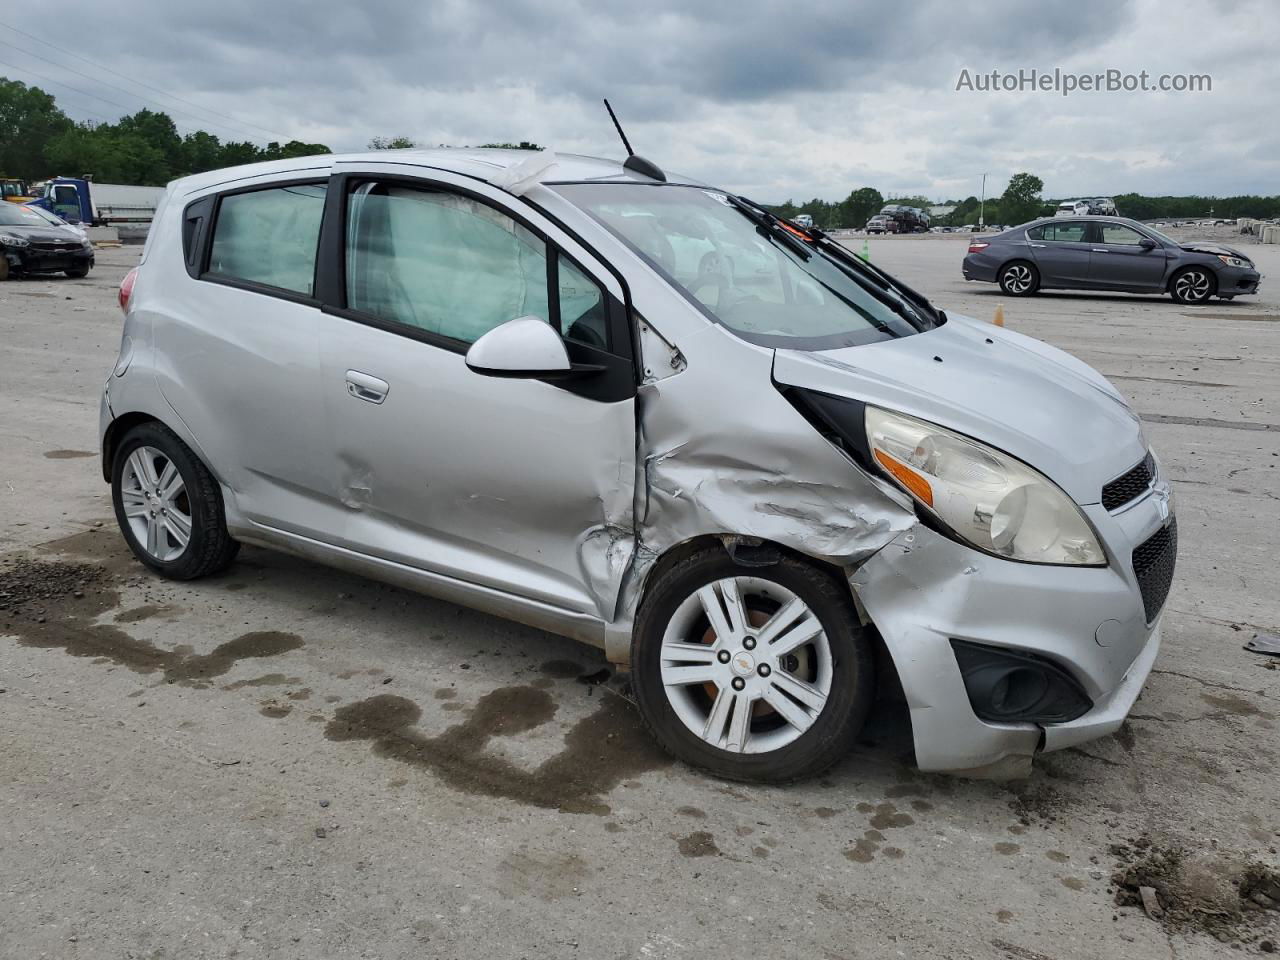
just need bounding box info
[868,803,914,830]
[224,673,301,690]
[1046,850,1070,863]
[1201,692,1265,717]
[676,806,706,819]
[324,687,670,815]
[434,688,458,700]
[539,659,584,679]
[677,831,720,857]
[1060,876,1085,891]
[114,604,179,623]
[260,702,292,719]
[844,836,879,863]
[995,842,1021,855]
[44,449,96,459]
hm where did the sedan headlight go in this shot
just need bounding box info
[865,406,1105,565]
[1217,254,1251,268]
[0,233,30,248]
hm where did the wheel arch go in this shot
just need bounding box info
[1167,261,1219,293]
[101,411,164,481]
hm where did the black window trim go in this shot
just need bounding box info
[194,176,330,307]
[316,171,633,365]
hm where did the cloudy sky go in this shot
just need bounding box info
[3,0,1277,202]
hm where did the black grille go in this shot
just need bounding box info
[1102,453,1154,511]
[1132,518,1177,623]
[31,241,80,253]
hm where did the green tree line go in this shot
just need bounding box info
[1,77,330,186]
[769,172,1280,229]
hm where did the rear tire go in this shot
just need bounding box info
[998,260,1039,296]
[1170,266,1216,304]
[631,547,875,783]
[111,421,239,579]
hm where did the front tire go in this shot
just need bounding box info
[631,547,875,783]
[66,264,90,278]
[998,260,1039,296]
[1170,266,1215,304]
[111,421,239,579]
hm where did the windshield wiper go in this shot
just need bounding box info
[724,194,814,261]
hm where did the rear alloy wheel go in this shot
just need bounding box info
[1170,267,1215,304]
[998,260,1039,296]
[111,421,239,579]
[632,548,874,782]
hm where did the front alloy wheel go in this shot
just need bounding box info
[1171,268,1214,304]
[660,578,833,754]
[632,548,874,782]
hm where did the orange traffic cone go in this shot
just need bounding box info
[993,303,1005,327]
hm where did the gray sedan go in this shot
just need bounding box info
[962,216,1261,303]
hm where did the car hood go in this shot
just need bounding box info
[772,314,1146,505]
[0,223,85,242]
[1179,241,1251,260]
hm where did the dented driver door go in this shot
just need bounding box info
[312,167,637,622]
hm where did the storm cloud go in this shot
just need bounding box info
[4,0,1276,200]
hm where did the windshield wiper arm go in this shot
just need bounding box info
[724,194,813,261]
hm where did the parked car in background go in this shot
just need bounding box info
[102,148,1175,782]
[963,216,1260,303]
[1054,198,1118,217]
[0,202,95,280]
[792,214,814,229]
[866,214,891,234]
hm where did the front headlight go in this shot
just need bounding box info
[1217,254,1251,268]
[865,406,1105,565]
[0,233,30,248]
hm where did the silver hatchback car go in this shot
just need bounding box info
[101,149,1176,782]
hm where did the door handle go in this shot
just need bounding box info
[1028,243,1046,248]
[345,370,389,404]
[1091,248,1109,253]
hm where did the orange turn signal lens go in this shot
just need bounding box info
[874,449,934,507]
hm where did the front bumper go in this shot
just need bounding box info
[1218,266,1261,296]
[851,483,1173,774]
[4,245,94,274]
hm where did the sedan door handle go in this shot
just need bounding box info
[1028,242,1046,248]
[346,370,389,404]
[1091,248,1109,253]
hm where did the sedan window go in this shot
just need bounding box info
[207,183,327,295]
[1029,222,1090,243]
[1099,224,1146,246]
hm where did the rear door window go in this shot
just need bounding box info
[207,183,327,295]
[1033,221,1090,243]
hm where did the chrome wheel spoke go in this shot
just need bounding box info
[755,596,807,645]
[702,686,735,742]
[146,514,164,556]
[163,510,191,548]
[661,640,719,663]
[770,669,827,712]
[662,663,719,686]
[121,487,149,518]
[762,683,816,734]
[725,691,754,752]
[128,449,158,492]
[157,460,183,500]
[697,583,733,640]
[769,614,824,657]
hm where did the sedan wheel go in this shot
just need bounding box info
[632,548,874,782]
[998,261,1039,296]
[1172,268,1214,304]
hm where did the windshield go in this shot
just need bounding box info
[0,204,60,227]
[554,183,930,349]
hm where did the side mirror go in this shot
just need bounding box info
[1139,237,1157,250]
[465,316,573,378]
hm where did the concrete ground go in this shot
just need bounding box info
[1,238,1277,960]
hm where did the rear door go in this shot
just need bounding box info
[1027,219,1095,285]
[1088,222,1168,290]
[310,167,637,619]
[154,176,334,540]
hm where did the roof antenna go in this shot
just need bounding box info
[603,99,666,182]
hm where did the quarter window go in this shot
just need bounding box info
[207,183,326,295]
[345,183,550,344]
[1099,224,1145,246]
